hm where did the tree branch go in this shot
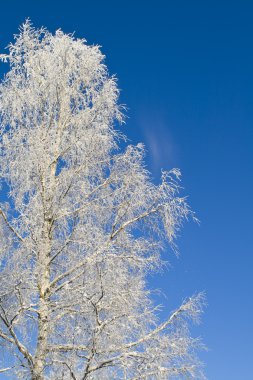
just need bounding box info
[110,205,161,240]
[55,177,112,220]
[0,367,12,373]
[0,304,33,368]
[101,301,191,355]
[48,344,88,352]
[0,209,24,242]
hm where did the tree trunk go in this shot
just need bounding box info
[33,146,57,379]
[33,217,52,379]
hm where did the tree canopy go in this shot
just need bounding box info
[0,21,204,379]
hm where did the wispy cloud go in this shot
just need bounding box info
[137,110,179,173]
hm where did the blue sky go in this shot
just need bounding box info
[0,1,252,379]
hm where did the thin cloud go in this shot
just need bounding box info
[138,112,179,173]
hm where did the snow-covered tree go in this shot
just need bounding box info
[0,21,204,380]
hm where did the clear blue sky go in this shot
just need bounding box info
[0,1,252,379]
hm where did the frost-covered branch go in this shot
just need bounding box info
[0,367,12,373]
[0,304,33,368]
[0,209,24,242]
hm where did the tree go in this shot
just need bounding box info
[0,21,204,380]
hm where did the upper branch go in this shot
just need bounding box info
[110,205,161,240]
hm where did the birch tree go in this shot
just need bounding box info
[0,21,204,380]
